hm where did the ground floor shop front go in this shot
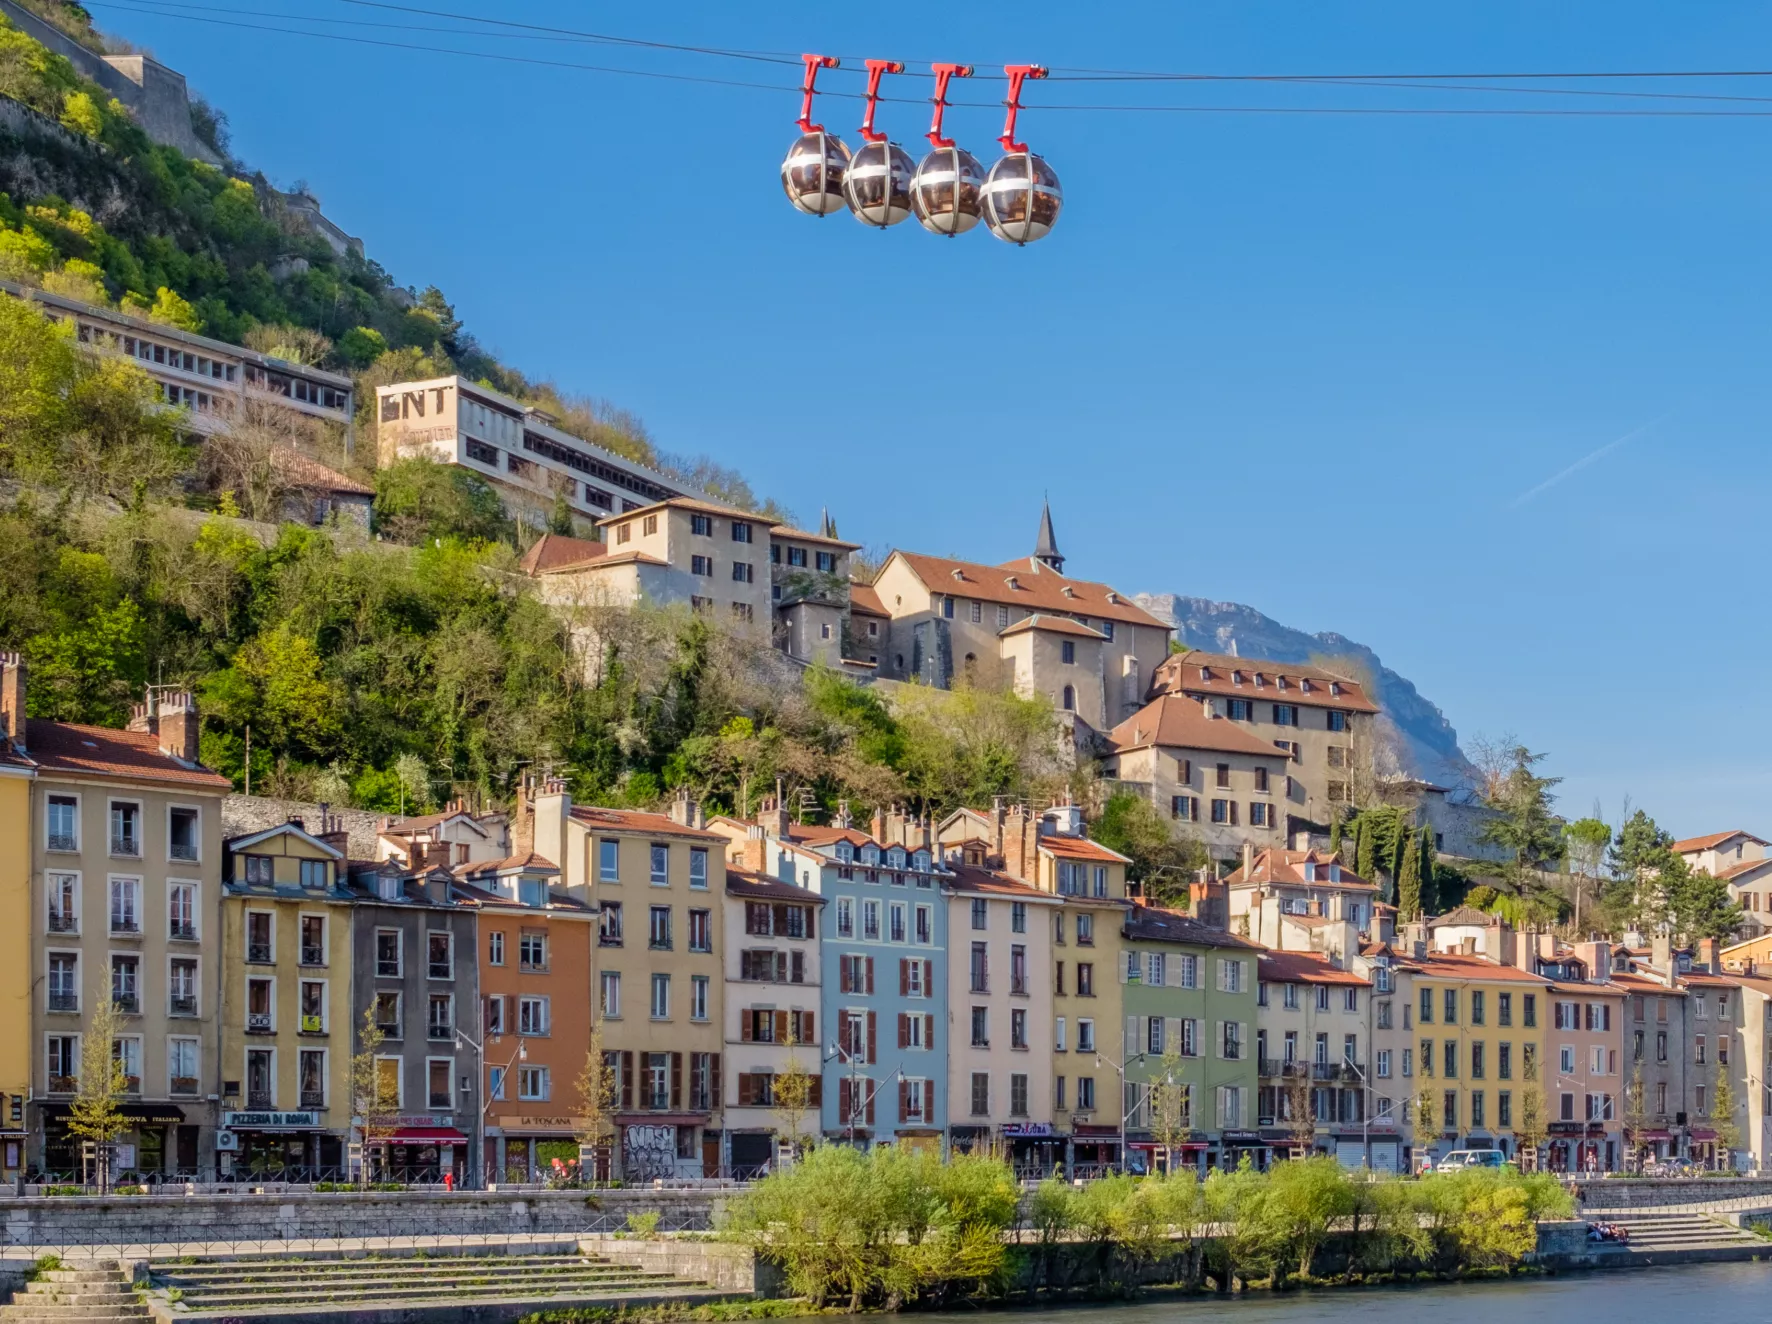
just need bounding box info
[36,1102,204,1181]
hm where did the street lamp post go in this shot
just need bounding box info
[1096,1051,1146,1175]
[455,1027,526,1188]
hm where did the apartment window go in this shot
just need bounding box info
[518,1066,550,1101]
[169,958,198,1016]
[915,904,932,944]
[971,898,988,930]
[732,561,754,584]
[1061,640,1076,665]
[47,1035,78,1092]
[519,995,550,1036]
[47,873,78,934]
[816,550,837,572]
[1377,1048,1392,1079]
[299,979,324,1033]
[1498,992,1513,1026]
[112,1037,142,1094]
[48,953,78,1013]
[836,897,854,938]
[1523,994,1537,1027]
[691,974,709,1021]
[1498,1041,1512,1079]
[969,1004,990,1048]
[246,913,274,965]
[599,839,620,882]
[375,930,401,977]
[967,599,982,624]
[1443,988,1458,1024]
[297,1048,326,1109]
[110,802,141,857]
[691,513,712,536]
[296,915,327,967]
[1344,987,1359,1013]
[1012,1007,1029,1050]
[1007,1072,1030,1118]
[47,795,78,851]
[1470,990,1485,1025]
[688,908,712,952]
[650,973,671,1019]
[890,902,907,943]
[109,878,141,935]
[428,931,453,979]
[601,971,621,1018]
[1328,710,1348,732]
[649,905,673,950]
[690,847,709,888]
[242,855,274,886]
[428,993,454,1040]
[1172,795,1198,822]
[300,859,327,889]
[731,520,753,543]
[520,931,547,971]
[1273,703,1299,726]
[488,931,505,965]
[1077,962,1094,996]
[1249,802,1272,828]
[863,900,881,941]
[168,807,200,861]
[616,522,632,544]
[650,843,670,885]
[373,990,400,1034]
[170,1037,200,1096]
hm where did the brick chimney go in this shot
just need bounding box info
[743,825,767,875]
[127,700,155,734]
[871,804,886,843]
[991,796,1007,860]
[1698,936,1720,973]
[315,805,351,860]
[761,795,790,840]
[0,652,25,752]
[1189,877,1228,930]
[1576,939,1612,982]
[1002,803,1036,886]
[157,691,199,763]
[512,773,536,859]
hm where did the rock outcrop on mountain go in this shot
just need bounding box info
[1134,593,1477,790]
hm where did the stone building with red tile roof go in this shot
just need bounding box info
[864,502,1171,737]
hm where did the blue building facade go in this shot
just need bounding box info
[760,823,951,1150]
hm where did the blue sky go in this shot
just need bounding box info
[90,0,1772,841]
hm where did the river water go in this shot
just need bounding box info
[917,1261,1772,1324]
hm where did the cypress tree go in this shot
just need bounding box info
[1356,815,1377,882]
[1328,814,1343,858]
[1397,829,1421,918]
[1419,826,1438,914]
[1388,808,1409,881]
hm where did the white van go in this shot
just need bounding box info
[1436,1149,1507,1172]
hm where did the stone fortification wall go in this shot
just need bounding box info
[222,795,386,859]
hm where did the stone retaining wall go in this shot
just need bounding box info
[0,1189,724,1247]
[582,1236,781,1296]
[1574,1178,1772,1210]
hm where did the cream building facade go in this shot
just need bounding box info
[867,505,1170,736]
[1673,830,1772,936]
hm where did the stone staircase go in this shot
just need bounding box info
[1599,1211,1767,1254]
[144,1247,728,1317]
[0,1262,150,1324]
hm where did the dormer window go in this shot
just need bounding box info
[1005,575,1019,590]
[912,850,930,872]
[836,841,853,864]
[1231,671,1243,686]
[377,876,400,902]
[1253,673,1265,688]
[1329,863,1342,883]
[887,847,906,869]
[951,568,965,580]
[1106,591,1119,604]
[1199,666,1212,681]
[1276,676,1288,690]
[1300,678,1312,693]
[861,845,880,866]
[1329,681,1342,696]
[1061,585,1075,598]
[1303,862,1316,883]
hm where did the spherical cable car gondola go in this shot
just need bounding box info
[780,54,850,216]
[910,64,986,236]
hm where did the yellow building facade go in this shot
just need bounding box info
[219,822,356,1176]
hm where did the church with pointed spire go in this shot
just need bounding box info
[861,501,1172,737]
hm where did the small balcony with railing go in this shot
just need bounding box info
[47,831,78,853]
[169,994,198,1017]
[247,1011,274,1034]
[247,1089,274,1110]
[299,1089,326,1110]
[112,991,140,1015]
[47,909,78,935]
[169,921,198,942]
[300,944,325,967]
[47,991,78,1014]
[111,832,141,858]
[48,1075,77,1095]
[170,1076,199,1096]
[1259,1057,1308,1080]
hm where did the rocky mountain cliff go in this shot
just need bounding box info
[1134,593,1477,788]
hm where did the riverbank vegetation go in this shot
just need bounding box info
[719,1149,1574,1310]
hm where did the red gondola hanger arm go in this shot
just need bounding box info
[998,64,1049,153]
[796,53,839,133]
[926,63,974,148]
[860,58,906,143]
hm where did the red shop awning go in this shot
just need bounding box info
[388,1126,468,1143]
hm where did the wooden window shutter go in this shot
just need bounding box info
[791,950,804,983]
[774,1010,790,1044]
[898,1078,909,1122]
[922,959,932,993]
[774,903,789,933]
[898,1013,908,1049]
[741,1011,753,1042]
[1182,758,1191,783]
[803,1010,815,1043]
[865,957,875,994]
[711,1053,721,1109]
[900,959,909,996]
[867,1011,877,1064]
[671,1052,683,1109]
[924,1013,935,1047]
[738,1074,753,1107]
[808,1075,822,1106]
[621,1051,634,1110]
[839,1077,852,1123]
[866,1088,875,1126]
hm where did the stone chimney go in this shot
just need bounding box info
[1189,877,1228,930]
[531,776,570,877]
[1651,932,1674,984]
[157,691,199,763]
[0,653,25,752]
[1482,920,1515,966]
[511,773,537,859]
[1576,939,1612,982]
[127,700,155,734]
[1241,841,1255,879]
[871,805,886,843]
[991,796,1007,860]
[743,825,767,875]
[669,787,695,828]
[835,800,853,830]
[761,795,790,840]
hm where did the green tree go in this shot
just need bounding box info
[1397,826,1422,919]
[1666,862,1743,943]
[1418,826,1439,913]
[1145,1048,1193,1173]
[1477,745,1565,884]
[1563,814,1612,929]
[1092,791,1206,905]
[372,457,512,546]
[67,997,129,1190]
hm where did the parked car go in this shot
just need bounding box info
[1436,1149,1507,1172]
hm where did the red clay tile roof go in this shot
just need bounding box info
[888,551,1166,629]
[1151,651,1380,715]
[26,719,231,788]
[1111,695,1298,758]
[998,614,1107,641]
[567,805,725,841]
[848,583,889,618]
[1672,829,1768,854]
[456,852,559,874]
[1427,905,1498,928]
[596,496,764,527]
[269,448,374,497]
[770,524,860,551]
[945,863,1059,900]
[1611,971,1685,995]
[1715,857,1772,881]
[726,870,827,903]
[518,532,609,575]
[1401,951,1552,984]
[1259,950,1370,986]
[1224,848,1375,891]
[1038,834,1131,865]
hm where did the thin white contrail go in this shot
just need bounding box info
[1508,410,1675,509]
